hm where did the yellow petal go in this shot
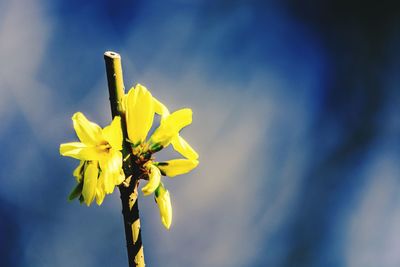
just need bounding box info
[168,108,192,129]
[60,142,103,160]
[153,97,170,119]
[102,170,115,194]
[157,159,199,177]
[142,164,161,196]
[72,112,103,145]
[95,172,106,205]
[73,161,85,183]
[125,84,155,144]
[82,161,99,206]
[114,170,125,186]
[60,142,85,158]
[102,116,123,151]
[150,108,192,147]
[109,151,123,175]
[171,135,199,160]
[95,186,106,205]
[155,184,172,229]
[99,151,123,193]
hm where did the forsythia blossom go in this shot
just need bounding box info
[60,113,124,206]
[124,84,199,229]
[60,83,199,229]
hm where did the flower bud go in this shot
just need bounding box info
[155,184,172,229]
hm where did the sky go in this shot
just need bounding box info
[0,0,400,267]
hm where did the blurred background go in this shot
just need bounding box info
[1,0,400,266]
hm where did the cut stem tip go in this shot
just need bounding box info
[104,51,121,59]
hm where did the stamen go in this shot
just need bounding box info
[123,154,131,162]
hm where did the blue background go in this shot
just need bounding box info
[1,0,400,266]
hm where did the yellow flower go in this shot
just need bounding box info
[153,98,199,160]
[60,112,124,206]
[125,84,199,181]
[155,183,172,229]
[125,84,198,160]
[124,84,199,228]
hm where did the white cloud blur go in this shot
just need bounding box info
[0,0,53,139]
[0,0,54,200]
[345,147,400,267]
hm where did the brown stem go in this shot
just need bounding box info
[120,181,145,267]
[104,51,145,267]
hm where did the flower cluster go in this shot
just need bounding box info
[60,113,124,206]
[60,84,199,229]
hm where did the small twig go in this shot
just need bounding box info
[104,51,145,267]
